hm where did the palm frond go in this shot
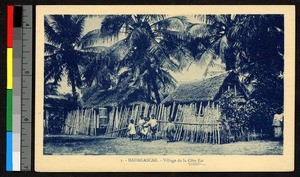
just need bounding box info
[117,67,132,81]
[187,23,212,39]
[158,29,188,42]
[82,50,118,87]
[194,48,219,69]
[144,15,166,24]
[70,15,86,45]
[65,62,82,88]
[47,15,67,33]
[170,46,194,69]
[47,15,86,46]
[132,70,149,87]
[158,39,193,69]
[193,15,207,24]
[44,16,61,45]
[74,50,97,66]
[77,29,102,48]
[44,43,59,56]
[108,39,132,61]
[100,15,132,39]
[80,45,108,53]
[147,38,179,72]
[219,35,229,60]
[71,15,86,24]
[227,23,243,39]
[156,69,177,89]
[151,16,188,31]
[44,53,63,83]
[202,58,226,77]
[44,82,60,95]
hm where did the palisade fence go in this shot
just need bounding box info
[62,102,257,144]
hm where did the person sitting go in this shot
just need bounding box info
[127,119,136,140]
[165,118,176,142]
[149,114,158,140]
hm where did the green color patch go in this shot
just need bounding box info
[6,90,12,131]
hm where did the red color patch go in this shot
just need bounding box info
[7,6,14,48]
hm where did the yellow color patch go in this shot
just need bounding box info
[7,48,13,89]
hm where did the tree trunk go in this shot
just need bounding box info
[151,78,161,104]
[71,79,77,98]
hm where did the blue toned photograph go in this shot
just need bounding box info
[43,14,284,155]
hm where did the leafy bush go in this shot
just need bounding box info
[220,79,283,139]
[44,93,80,134]
[219,91,248,133]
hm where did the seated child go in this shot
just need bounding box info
[149,114,158,140]
[165,118,176,142]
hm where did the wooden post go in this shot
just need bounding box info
[45,110,49,134]
[212,125,214,144]
[76,109,80,134]
[198,102,202,116]
[94,109,97,136]
[234,85,237,96]
[217,123,220,144]
[143,104,147,118]
[171,102,176,119]
[70,111,73,134]
[85,109,88,135]
[89,109,92,135]
[81,109,84,134]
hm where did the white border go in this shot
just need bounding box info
[35,5,295,172]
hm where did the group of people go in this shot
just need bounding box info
[127,114,158,141]
[127,114,176,142]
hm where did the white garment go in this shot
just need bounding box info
[273,113,283,126]
[149,119,157,128]
[141,127,149,135]
[138,119,145,126]
[128,123,136,135]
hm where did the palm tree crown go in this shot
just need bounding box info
[81,15,195,104]
[44,15,96,97]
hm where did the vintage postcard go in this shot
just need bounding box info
[35,5,295,172]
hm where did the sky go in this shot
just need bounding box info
[56,15,209,94]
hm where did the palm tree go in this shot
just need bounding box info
[185,15,234,77]
[190,14,284,135]
[188,15,283,80]
[44,15,96,97]
[80,15,191,104]
[80,46,118,90]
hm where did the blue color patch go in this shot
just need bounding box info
[6,132,12,171]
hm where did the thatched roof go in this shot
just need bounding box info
[162,72,232,104]
[44,95,68,109]
[82,88,154,108]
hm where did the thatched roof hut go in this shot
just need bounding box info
[44,95,68,110]
[82,88,155,108]
[162,71,248,104]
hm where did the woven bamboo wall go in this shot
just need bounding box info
[63,102,251,144]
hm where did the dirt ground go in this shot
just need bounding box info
[44,135,283,155]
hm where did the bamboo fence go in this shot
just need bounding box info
[62,101,253,144]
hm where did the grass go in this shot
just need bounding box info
[44,135,283,155]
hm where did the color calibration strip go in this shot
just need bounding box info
[7,5,32,171]
[7,5,14,171]
[13,6,23,171]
